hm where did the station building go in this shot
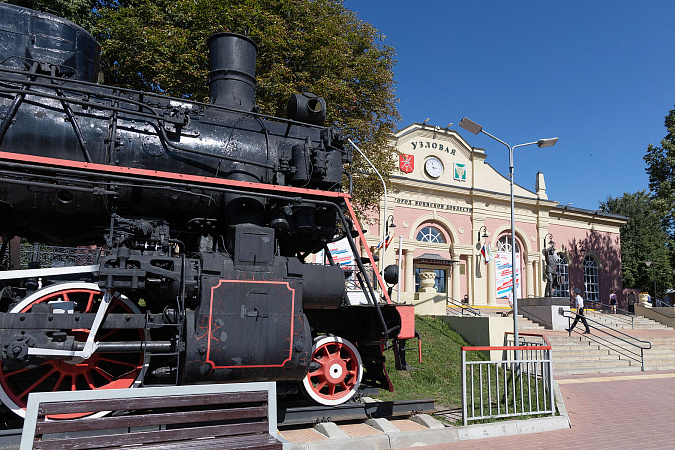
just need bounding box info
[364,122,627,309]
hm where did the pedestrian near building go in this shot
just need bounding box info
[609,291,618,314]
[567,288,591,334]
[628,292,636,313]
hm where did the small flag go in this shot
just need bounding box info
[376,234,390,250]
[481,244,493,263]
[384,234,394,249]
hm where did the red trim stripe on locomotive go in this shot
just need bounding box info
[0,151,351,199]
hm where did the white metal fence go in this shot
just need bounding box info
[461,333,555,425]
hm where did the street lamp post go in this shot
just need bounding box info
[459,117,558,350]
[646,257,657,305]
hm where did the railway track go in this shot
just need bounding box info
[278,398,435,426]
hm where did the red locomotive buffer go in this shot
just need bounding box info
[0,3,415,418]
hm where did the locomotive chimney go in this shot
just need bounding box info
[207,33,257,111]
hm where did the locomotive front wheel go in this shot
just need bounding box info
[301,336,363,406]
[0,282,148,419]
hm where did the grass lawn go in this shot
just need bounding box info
[374,315,487,409]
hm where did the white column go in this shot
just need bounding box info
[533,260,542,297]
[467,254,474,305]
[526,259,534,299]
[452,258,461,302]
[487,260,496,305]
[404,249,414,293]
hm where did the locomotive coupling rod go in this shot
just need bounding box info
[72,341,172,353]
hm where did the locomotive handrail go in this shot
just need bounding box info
[0,84,280,170]
[0,66,330,131]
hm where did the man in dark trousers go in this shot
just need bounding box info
[567,287,591,334]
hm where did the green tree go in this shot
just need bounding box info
[644,105,675,233]
[93,0,399,212]
[600,191,673,297]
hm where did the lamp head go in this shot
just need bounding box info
[459,117,483,135]
[537,137,558,148]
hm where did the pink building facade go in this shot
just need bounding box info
[364,123,626,307]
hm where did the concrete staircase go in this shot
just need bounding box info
[549,314,675,375]
[643,337,675,371]
[517,314,545,331]
[585,312,672,330]
[548,335,642,375]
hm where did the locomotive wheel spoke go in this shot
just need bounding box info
[18,368,58,400]
[301,336,363,406]
[0,282,148,419]
[94,367,114,382]
[99,356,142,369]
[53,373,67,391]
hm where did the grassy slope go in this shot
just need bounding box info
[374,315,486,408]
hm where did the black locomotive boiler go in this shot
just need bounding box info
[0,3,415,418]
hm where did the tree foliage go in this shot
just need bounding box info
[92,0,399,212]
[644,105,675,233]
[3,0,400,212]
[600,191,673,296]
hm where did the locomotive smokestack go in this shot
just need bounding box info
[207,33,257,111]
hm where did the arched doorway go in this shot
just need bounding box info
[413,225,452,294]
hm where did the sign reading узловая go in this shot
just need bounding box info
[410,140,457,154]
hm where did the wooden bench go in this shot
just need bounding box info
[20,382,290,450]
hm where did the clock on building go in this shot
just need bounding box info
[424,157,443,178]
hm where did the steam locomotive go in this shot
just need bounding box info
[0,3,415,418]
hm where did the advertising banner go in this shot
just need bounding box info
[319,237,355,268]
[495,251,521,298]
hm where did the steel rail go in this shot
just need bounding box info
[278,398,435,425]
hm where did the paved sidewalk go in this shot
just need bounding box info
[415,370,675,449]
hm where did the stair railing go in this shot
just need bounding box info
[584,300,635,329]
[560,310,651,371]
[446,297,481,316]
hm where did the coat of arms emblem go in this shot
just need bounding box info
[399,154,414,173]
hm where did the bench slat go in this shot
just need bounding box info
[37,391,268,415]
[137,433,283,449]
[34,421,270,450]
[93,433,284,449]
[36,405,269,434]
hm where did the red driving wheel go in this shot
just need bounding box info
[301,336,363,406]
[0,283,147,419]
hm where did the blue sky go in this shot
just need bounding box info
[343,0,675,211]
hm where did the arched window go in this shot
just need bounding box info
[554,253,569,297]
[497,235,520,253]
[583,256,599,301]
[416,226,446,243]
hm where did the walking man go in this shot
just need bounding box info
[567,287,591,334]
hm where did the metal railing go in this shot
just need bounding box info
[461,333,555,425]
[447,297,481,316]
[561,310,651,370]
[1,242,108,270]
[584,300,636,328]
[655,298,673,308]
